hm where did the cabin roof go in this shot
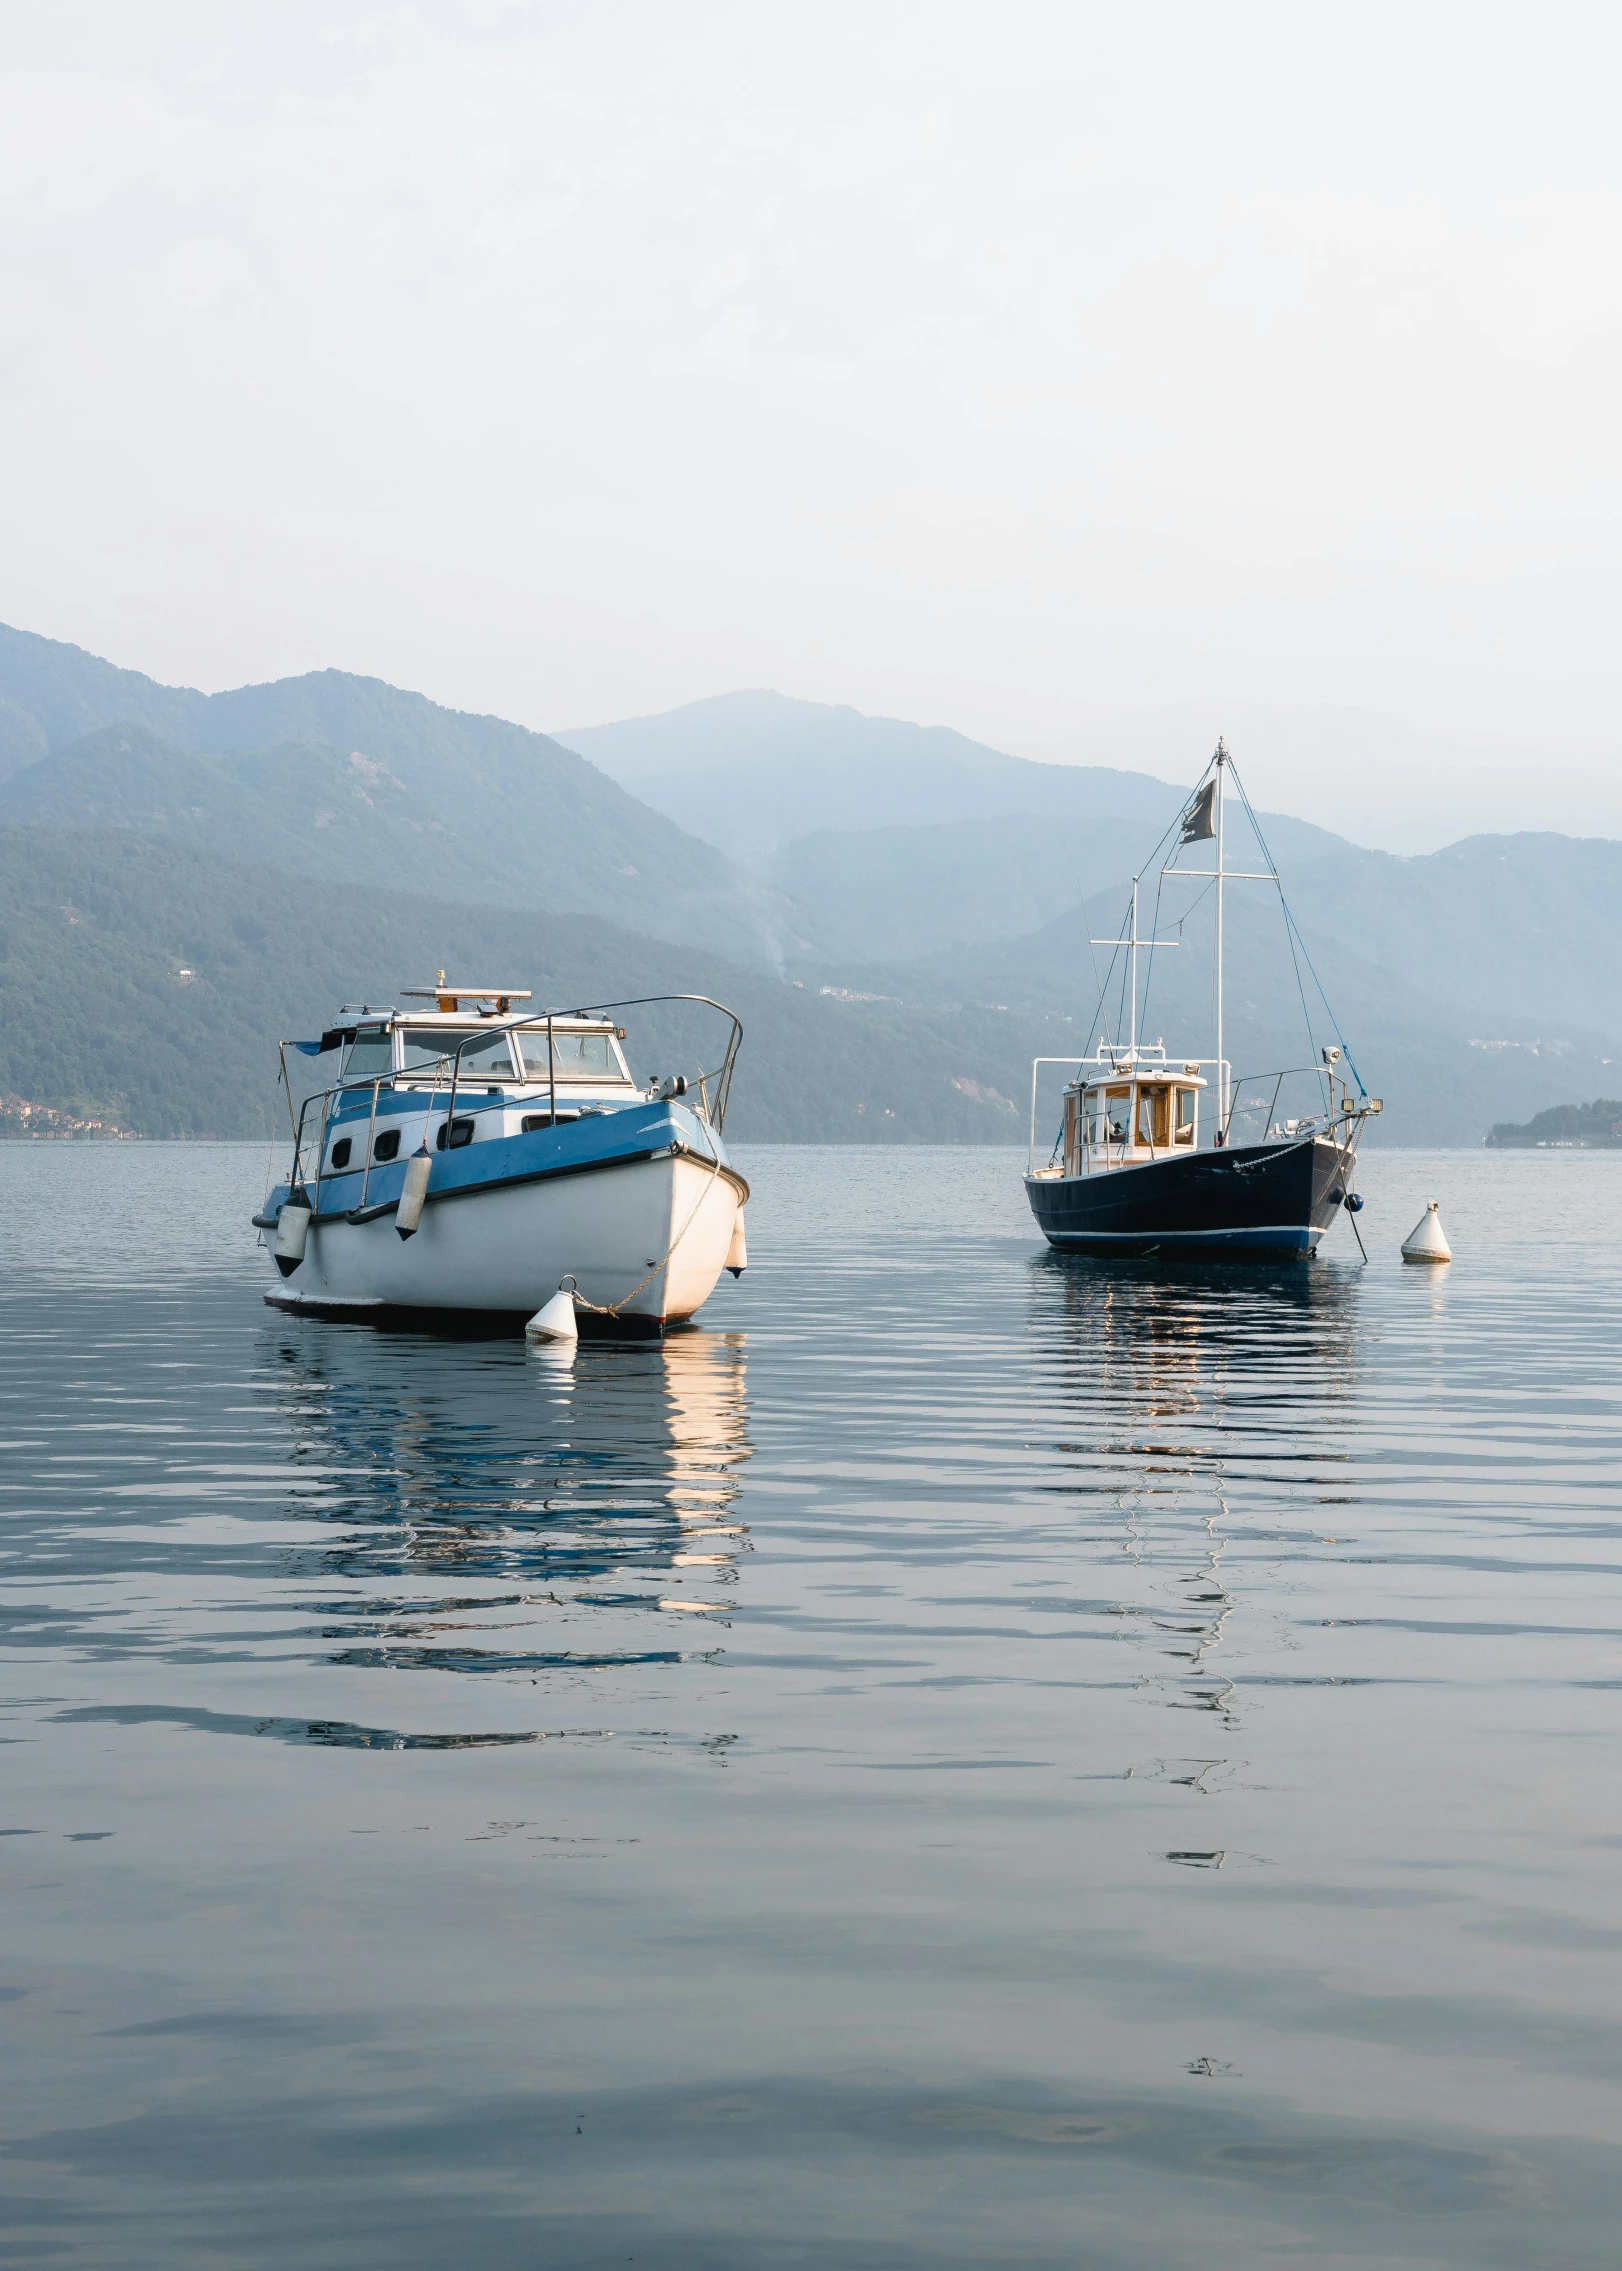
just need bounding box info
[1073,1066,1207,1090]
[390,1009,617,1028]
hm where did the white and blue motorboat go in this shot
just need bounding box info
[257,982,749,1334]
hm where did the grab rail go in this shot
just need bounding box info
[276,994,745,1212]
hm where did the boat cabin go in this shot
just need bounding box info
[313,1010,639,1180]
[335,1014,636,1096]
[280,981,745,1211]
[1060,1063,1206,1175]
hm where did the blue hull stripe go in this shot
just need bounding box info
[262,1100,744,1228]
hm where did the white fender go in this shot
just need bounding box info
[272,1189,312,1275]
[525,1287,579,1342]
[1401,1200,1452,1263]
[725,1210,747,1278]
[395,1148,432,1239]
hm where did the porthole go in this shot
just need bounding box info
[435,1118,474,1151]
[372,1129,401,1163]
[330,1137,352,1170]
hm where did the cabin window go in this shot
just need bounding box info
[372,1129,401,1163]
[1103,1084,1131,1142]
[514,1029,628,1083]
[401,1031,454,1076]
[1136,1086,1171,1149]
[521,1110,580,1131]
[1175,1089,1197,1144]
[342,1032,393,1084]
[435,1117,475,1151]
[329,1137,353,1170]
[400,1030,517,1081]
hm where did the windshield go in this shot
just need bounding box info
[399,1029,517,1082]
[341,1031,394,1084]
[514,1029,628,1083]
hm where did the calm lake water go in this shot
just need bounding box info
[0,1143,1619,2268]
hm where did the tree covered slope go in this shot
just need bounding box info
[0,828,1058,1143]
[1486,1098,1622,1146]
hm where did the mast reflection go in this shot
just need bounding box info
[1032,1253,1363,1737]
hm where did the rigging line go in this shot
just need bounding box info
[1057,889,1125,1165]
[1234,773,1318,1086]
[1143,759,1213,879]
[1144,750,1227,1059]
[1084,896,1133,1052]
[1092,757,1222,1050]
[1228,760,1321,1097]
[1140,861,1171,1038]
[1109,764,1214,1046]
[1281,902,1368,1098]
[1080,757,1226,1059]
[1077,911,1121,1056]
[1099,899,1126,1049]
[1229,762,1365,1101]
[1230,769,1367,1097]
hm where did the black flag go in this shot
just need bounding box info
[1180,780,1217,844]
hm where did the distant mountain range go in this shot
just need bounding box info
[556,688,1183,853]
[0,621,1617,1146]
[0,624,770,965]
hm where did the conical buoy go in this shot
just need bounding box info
[1402,1201,1452,1264]
[525,1287,579,1342]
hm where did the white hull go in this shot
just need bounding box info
[266,1150,746,1328]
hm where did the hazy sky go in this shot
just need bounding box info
[5,1,1620,848]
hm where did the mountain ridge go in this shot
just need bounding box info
[4,624,1620,1148]
[0,624,781,964]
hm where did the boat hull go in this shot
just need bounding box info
[263,1142,746,1332]
[1024,1135,1352,1258]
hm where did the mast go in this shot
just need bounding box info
[1092,878,1176,1068]
[1214,738,1227,1129]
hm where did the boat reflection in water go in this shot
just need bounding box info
[1034,1252,1362,1753]
[255,1319,751,1748]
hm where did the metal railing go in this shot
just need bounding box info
[1027,1052,1378,1177]
[1220,1065,1367,1148]
[1027,1053,1229,1174]
[275,993,745,1209]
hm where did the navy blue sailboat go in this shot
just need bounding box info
[1024,742,1379,1259]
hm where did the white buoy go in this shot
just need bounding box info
[525,1287,579,1342]
[395,1148,432,1239]
[1402,1200,1452,1264]
[272,1189,312,1275]
[725,1210,747,1279]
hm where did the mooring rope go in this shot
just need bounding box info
[564,1129,731,1320]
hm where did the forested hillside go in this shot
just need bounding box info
[0,829,1055,1142]
[1486,1098,1622,1147]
